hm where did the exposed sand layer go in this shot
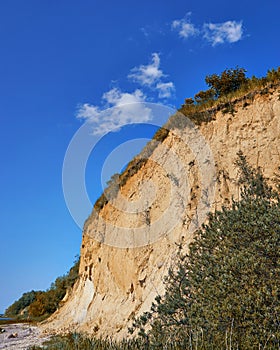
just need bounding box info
[0,323,51,350]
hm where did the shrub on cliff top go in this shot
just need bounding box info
[180,66,280,125]
[205,67,248,97]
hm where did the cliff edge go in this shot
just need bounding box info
[43,86,280,339]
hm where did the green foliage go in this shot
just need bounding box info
[194,89,216,104]
[132,154,280,349]
[29,289,60,318]
[266,67,280,83]
[180,66,280,125]
[5,256,80,320]
[5,290,38,317]
[205,67,248,97]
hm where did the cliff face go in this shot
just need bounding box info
[45,87,280,338]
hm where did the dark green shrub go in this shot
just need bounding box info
[133,153,280,349]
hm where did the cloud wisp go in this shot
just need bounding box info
[203,21,243,46]
[76,53,176,134]
[172,16,198,39]
[77,88,152,135]
[156,82,175,99]
[128,53,175,99]
[172,14,244,46]
[128,53,163,86]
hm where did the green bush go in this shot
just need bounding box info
[5,290,38,317]
[132,153,280,349]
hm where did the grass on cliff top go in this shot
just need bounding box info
[179,66,280,124]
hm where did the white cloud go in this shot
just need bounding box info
[156,82,175,99]
[128,53,175,100]
[77,88,152,135]
[171,15,244,47]
[203,20,243,46]
[172,17,198,39]
[128,53,164,87]
[77,54,176,134]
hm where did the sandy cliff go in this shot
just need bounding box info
[44,86,280,338]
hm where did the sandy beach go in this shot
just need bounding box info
[0,323,52,350]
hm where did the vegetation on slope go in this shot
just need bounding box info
[180,66,280,124]
[29,333,146,350]
[5,256,80,320]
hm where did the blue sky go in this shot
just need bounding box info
[0,0,279,313]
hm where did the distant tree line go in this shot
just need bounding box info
[5,256,80,320]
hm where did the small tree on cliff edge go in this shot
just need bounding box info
[205,67,248,98]
[133,152,280,349]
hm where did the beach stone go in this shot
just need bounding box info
[8,332,18,338]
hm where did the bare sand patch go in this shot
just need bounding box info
[0,323,52,350]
